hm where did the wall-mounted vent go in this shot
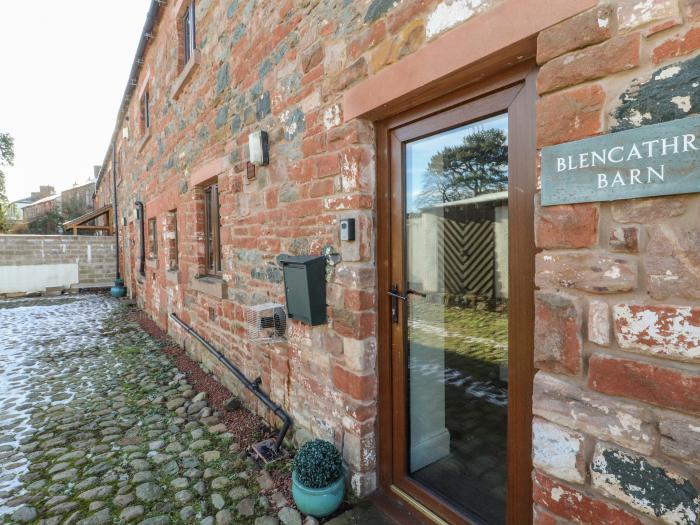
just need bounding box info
[246,303,287,343]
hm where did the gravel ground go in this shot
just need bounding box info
[0,294,304,525]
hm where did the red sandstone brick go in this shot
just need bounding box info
[618,0,679,32]
[348,21,387,60]
[613,304,700,362]
[314,153,341,178]
[535,201,598,249]
[264,187,278,209]
[534,291,583,375]
[332,308,375,339]
[652,27,700,64]
[537,33,641,94]
[533,472,643,525]
[536,84,605,148]
[537,5,614,64]
[324,194,373,211]
[588,353,700,414]
[309,179,335,198]
[536,252,637,294]
[332,364,376,401]
[302,133,327,157]
[344,289,375,311]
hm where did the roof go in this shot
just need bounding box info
[62,181,96,193]
[24,194,60,207]
[63,205,112,229]
[420,190,509,211]
[10,197,34,206]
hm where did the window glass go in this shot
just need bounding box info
[148,218,157,258]
[405,114,509,525]
[183,1,196,64]
[204,184,221,275]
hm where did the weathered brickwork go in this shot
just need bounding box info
[94,0,508,497]
[534,1,700,522]
[95,0,700,515]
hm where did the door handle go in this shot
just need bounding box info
[387,289,407,301]
[387,287,427,324]
[387,286,404,324]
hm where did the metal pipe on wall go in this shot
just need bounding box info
[111,144,120,281]
[169,313,292,452]
[135,201,145,276]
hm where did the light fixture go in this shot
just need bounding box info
[248,130,269,166]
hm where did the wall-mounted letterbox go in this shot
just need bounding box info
[278,255,327,326]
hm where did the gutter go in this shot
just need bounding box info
[96,0,163,192]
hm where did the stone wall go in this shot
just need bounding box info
[95,0,511,497]
[0,235,117,295]
[93,0,700,514]
[533,1,700,522]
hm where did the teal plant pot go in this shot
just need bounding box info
[111,279,127,298]
[292,471,345,518]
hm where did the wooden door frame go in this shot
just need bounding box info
[375,64,537,525]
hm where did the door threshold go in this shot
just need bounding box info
[390,486,451,525]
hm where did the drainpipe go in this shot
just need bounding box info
[135,201,145,276]
[110,144,126,298]
[169,313,292,453]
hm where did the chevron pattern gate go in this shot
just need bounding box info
[437,206,496,299]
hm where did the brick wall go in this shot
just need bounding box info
[0,235,117,293]
[95,0,511,497]
[95,0,700,512]
[533,1,700,522]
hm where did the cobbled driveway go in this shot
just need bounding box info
[0,295,295,525]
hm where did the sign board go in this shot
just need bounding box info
[541,115,700,206]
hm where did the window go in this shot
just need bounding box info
[142,90,150,131]
[183,1,196,65]
[148,218,157,258]
[203,184,221,275]
[165,210,179,271]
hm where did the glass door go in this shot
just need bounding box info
[405,114,509,524]
[383,79,536,525]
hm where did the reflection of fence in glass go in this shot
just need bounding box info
[408,192,508,308]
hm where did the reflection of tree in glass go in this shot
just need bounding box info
[417,129,508,207]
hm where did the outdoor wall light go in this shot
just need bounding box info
[248,130,269,166]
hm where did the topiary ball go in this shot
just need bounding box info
[293,439,343,489]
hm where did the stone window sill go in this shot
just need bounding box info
[191,275,226,299]
[146,257,158,269]
[171,50,201,100]
[166,269,179,284]
[138,129,152,153]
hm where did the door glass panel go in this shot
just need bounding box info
[405,114,509,524]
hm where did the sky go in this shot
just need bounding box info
[406,113,509,212]
[0,1,151,202]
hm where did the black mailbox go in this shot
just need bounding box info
[278,255,327,326]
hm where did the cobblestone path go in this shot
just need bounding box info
[0,295,299,525]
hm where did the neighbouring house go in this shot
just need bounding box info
[95,1,700,524]
[22,193,59,222]
[6,196,34,224]
[8,185,56,226]
[23,193,61,234]
[61,180,96,222]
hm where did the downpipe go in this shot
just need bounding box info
[135,201,145,276]
[169,313,291,453]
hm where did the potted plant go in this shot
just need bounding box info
[292,439,345,517]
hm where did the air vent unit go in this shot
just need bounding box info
[246,303,287,342]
